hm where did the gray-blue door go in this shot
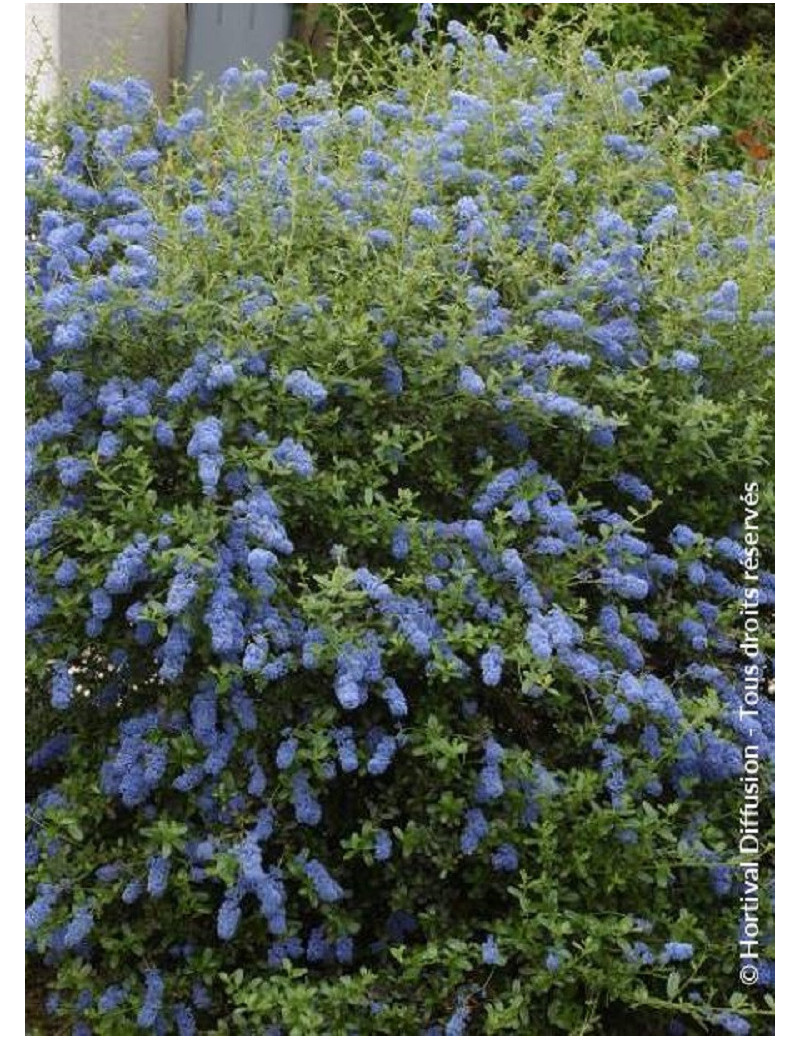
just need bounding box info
[185,4,292,86]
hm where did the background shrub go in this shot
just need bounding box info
[26,7,774,1035]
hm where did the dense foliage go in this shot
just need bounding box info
[26,8,774,1035]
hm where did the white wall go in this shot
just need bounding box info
[25,3,61,101]
[25,3,187,104]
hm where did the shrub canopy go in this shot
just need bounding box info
[26,8,774,1036]
[303,2,775,167]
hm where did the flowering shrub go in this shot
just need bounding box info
[26,8,774,1036]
